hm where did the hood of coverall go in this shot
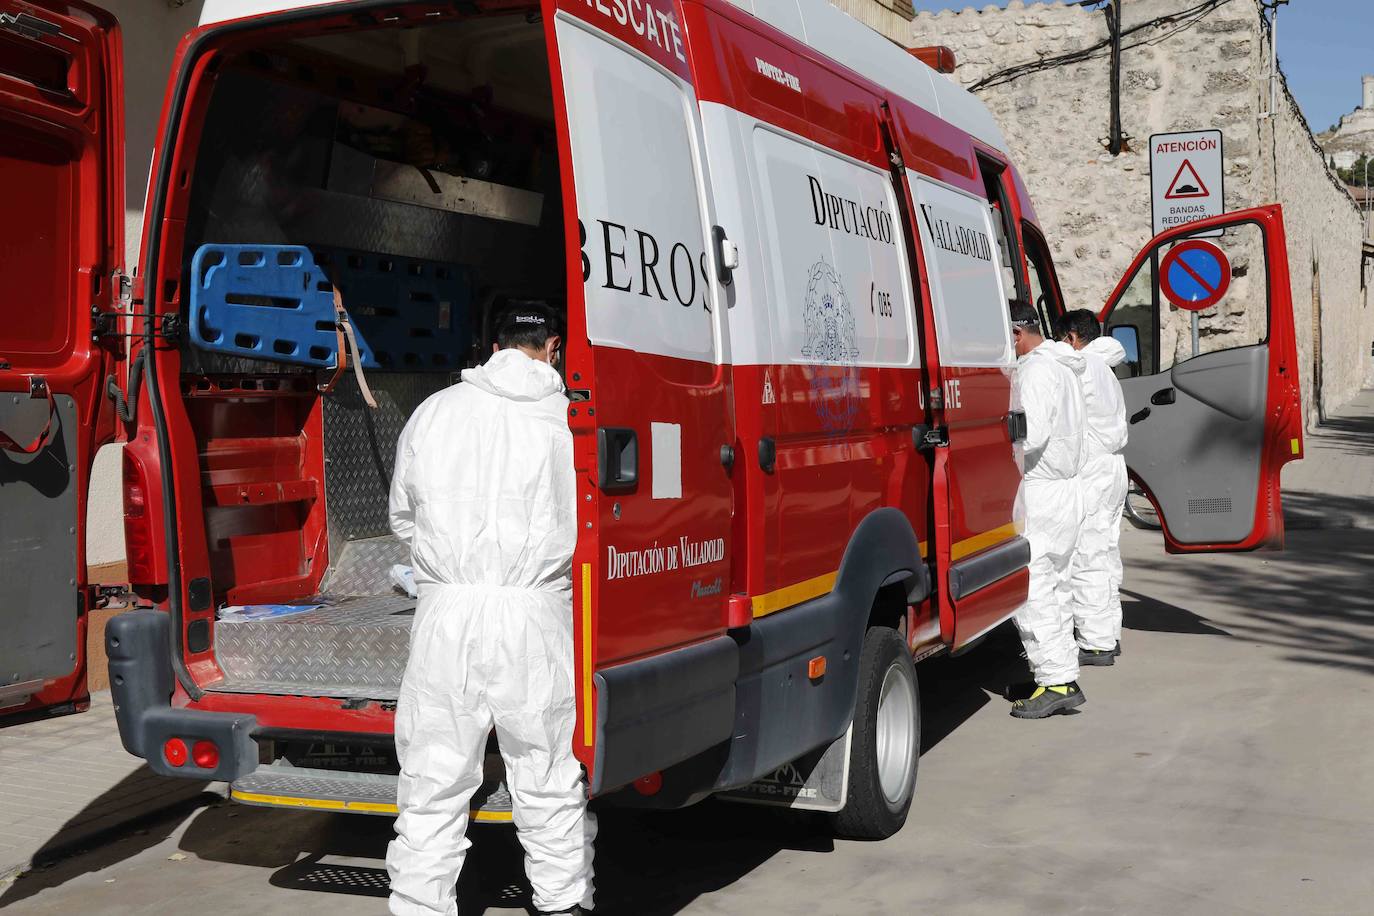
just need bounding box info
[461,347,566,402]
[1083,335,1127,368]
[1078,335,1129,459]
[1015,340,1087,482]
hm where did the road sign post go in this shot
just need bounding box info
[1150,129,1224,238]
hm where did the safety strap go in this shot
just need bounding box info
[317,287,378,409]
[0,380,56,455]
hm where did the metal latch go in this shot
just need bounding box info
[114,270,133,308]
[913,423,948,450]
[0,12,65,40]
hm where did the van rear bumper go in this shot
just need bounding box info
[108,611,259,782]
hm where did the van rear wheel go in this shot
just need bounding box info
[830,626,919,839]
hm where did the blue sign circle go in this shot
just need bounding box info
[1159,241,1230,311]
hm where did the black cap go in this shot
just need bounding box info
[495,302,560,350]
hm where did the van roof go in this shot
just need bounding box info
[724,0,1008,154]
[197,0,1008,154]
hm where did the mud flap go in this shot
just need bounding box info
[716,725,853,813]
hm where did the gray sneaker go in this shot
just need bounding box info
[1079,647,1117,666]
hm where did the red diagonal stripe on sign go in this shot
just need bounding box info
[1173,254,1217,299]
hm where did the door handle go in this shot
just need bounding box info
[597,427,638,491]
[713,226,736,287]
[1150,388,1176,406]
[758,436,776,472]
[1130,407,1151,425]
[1005,410,1027,443]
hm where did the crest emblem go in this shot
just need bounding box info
[800,259,860,434]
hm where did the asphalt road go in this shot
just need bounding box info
[3,523,1372,915]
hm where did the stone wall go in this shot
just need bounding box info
[906,0,1372,426]
[829,0,915,46]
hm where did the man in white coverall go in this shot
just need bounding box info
[386,305,595,916]
[1008,301,1089,719]
[1055,309,1129,666]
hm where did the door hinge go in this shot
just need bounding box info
[92,307,181,342]
[95,584,133,609]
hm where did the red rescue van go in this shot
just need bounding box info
[0,0,1302,836]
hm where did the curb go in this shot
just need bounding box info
[0,786,227,884]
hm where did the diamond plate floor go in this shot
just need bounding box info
[211,597,415,700]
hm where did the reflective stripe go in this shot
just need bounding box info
[581,563,594,748]
[950,522,1019,561]
[746,521,1021,621]
[229,789,514,822]
[751,571,838,619]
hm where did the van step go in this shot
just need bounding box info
[230,764,513,822]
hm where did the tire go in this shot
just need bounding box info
[1124,483,1162,530]
[830,626,920,840]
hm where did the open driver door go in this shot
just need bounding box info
[0,0,125,716]
[1099,205,1302,552]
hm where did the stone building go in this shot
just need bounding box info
[901,0,1373,428]
[1319,76,1374,172]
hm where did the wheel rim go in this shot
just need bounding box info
[875,660,917,807]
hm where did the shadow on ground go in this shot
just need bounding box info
[0,768,216,908]
[1121,516,1374,681]
[164,798,836,915]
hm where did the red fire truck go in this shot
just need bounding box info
[0,0,1301,837]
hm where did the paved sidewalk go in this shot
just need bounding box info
[0,691,223,881]
[1,392,1370,890]
[1281,389,1374,528]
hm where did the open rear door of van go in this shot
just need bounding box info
[1099,205,1302,552]
[544,0,738,795]
[0,0,125,715]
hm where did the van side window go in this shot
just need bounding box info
[751,126,917,368]
[977,156,1028,309]
[556,21,716,364]
[1020,223,1062,335]
[1107,223,1270,378]
[911,176,1015,367]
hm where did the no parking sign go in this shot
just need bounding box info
[1159,240,1230,311]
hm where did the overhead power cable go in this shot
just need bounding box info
[970,0,1242,91]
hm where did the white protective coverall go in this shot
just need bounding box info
[1012,340,1088,686]
[1069,336,1129,651]
[386,348,595,916]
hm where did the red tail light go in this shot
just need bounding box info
[633,771,663,796]
[122,448,157,584]
[164,738,188,767]
[191,740,220,769]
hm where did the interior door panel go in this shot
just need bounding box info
[1123,346,1266,545]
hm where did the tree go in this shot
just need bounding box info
[1338,154,1371,187]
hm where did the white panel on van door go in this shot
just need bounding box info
[750,127,916,369]
[557,18,717,365]
[910,175,1015,368]
[697,103,774,368]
